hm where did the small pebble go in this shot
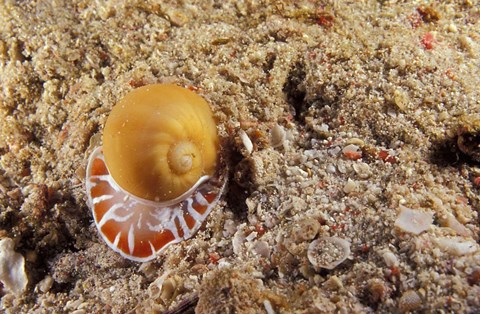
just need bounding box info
[447,23,458,33]
[37,275,54,293]
[381,250,399,267]
[239,129,253,155]
[326,164,336,174]
[343,178,357,194]
[271,124,286,148]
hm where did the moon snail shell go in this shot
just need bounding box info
[85,84,227,262]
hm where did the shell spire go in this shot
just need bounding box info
[85,84,227,262]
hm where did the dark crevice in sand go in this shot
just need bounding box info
[283,61,307,121]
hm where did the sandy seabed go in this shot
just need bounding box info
[1,0,479,313]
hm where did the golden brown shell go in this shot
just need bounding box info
[102,84,219,202]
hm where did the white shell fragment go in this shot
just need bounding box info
[308,237,351,270]
[343,178,358,194]
[232,224,247,255]
[352,162,371,179]
[239,129,253,155]
[342,144,361,155]
[252,240,271,258]
[263,299,275,314]
[223,219,237,237]
[433,237,479,256]
[379,249,399,267]
[439,213,471,237]
[271,124,286,148]
[0,238,28,295]
[148,270,172,300]
[36,275,54,293]
[394,206,433,235]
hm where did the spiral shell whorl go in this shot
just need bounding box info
[168,141,197,174]
[103,84,219,202]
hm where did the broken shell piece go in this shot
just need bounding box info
[159,276,182,305]
[346,138,365,146]
[291,218,321,242]
[399,290,422,312]
[323,275,344,291]
[223,219,237,237]
[439,213,471,237]
[342,144,362,160]
[433,237,478,256]
[271,124,286,148]
[263,299,275,314]
[367,279,389,304]
[379,249,399,267]
[307,237,351,271]
[239,129,253,155]
[394,206,433,235]
[352,162,371,179]
[232,225,247,255]
[252,240,271,258]
[36,275,54,293]
[0,238,28,295]
[148,271,179,304]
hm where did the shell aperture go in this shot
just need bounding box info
[85,84,226,262]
